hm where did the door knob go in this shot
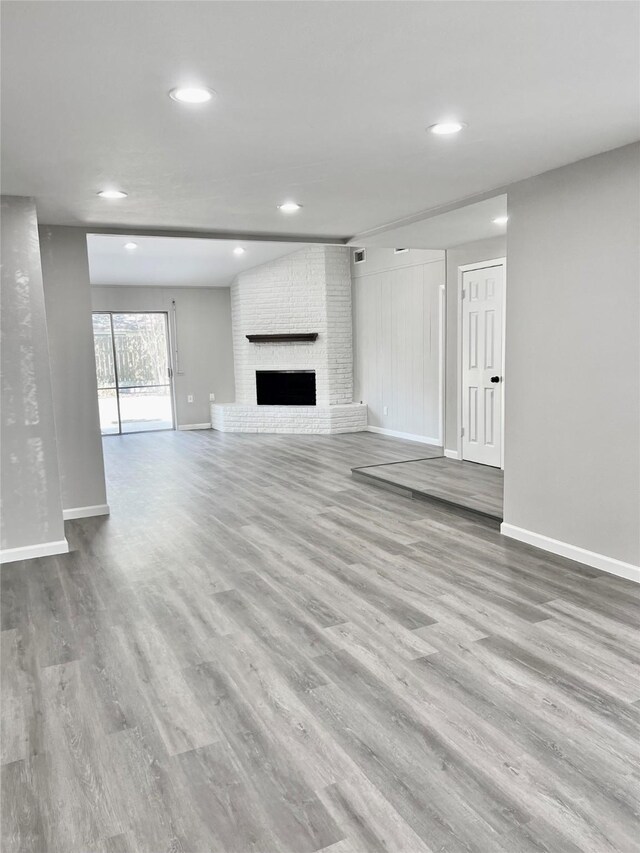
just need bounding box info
[490,375,501,383]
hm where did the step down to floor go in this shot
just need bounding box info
[351,456,504,522]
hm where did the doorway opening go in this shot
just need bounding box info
[92,312,174,435]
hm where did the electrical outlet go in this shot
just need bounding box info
[209,393,216,402]
[187,394,194,403]
[383,405,388,416]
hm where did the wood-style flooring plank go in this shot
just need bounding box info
[1,430,638,853]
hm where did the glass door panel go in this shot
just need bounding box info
[111,313,173,433]
[117,384,173,433]
[92,312,174,436]
[97,388,120,435]
[92,313,120,435]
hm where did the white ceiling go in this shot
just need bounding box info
[351,196,508,250]
[87,235,307,287]
[2,2,639,239]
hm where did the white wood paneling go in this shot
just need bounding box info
[353,255,445,443]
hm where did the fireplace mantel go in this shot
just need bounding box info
[246,333,318,343]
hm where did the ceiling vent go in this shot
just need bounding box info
[394,248,409,254]
[353,248,366,264]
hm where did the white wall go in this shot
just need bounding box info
[503,142,639,573]
[231,245,353,406]
[445,236,507,452]
[351,247,445,443]
[1,197,66,559]
[40,226,108,515]
[91,285,235,427]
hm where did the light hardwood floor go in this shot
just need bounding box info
[353,456,504,520]
[2,430,639,853]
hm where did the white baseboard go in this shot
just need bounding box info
[500,523,640,584]
[0,538,69,565]
[367,426,441,447]
[444,449,460,460]
[178,423,211,431]
[63,504,110,521]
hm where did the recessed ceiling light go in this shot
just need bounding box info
[428,121,466,135]
[277,202,302,213]
[233,247,246,256]
[124,242,138,250]
[97,189,127,199]
[169,86,215,104]
[492,216,509,225]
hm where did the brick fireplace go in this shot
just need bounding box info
[211,245,367,434]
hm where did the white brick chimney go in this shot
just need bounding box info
[211,245,366,434]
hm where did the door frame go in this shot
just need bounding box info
[92,310,177,434]
[456,258,506,468]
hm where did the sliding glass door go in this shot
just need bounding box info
[92,312,174,435]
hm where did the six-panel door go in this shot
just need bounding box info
[461,265,504,467]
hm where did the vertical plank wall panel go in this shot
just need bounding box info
[352,249,444,443]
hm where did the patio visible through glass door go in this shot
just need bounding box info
[92,312,174,435]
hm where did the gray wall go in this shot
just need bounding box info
[40,226,108,512]
[504,142,640,566]
[445,236,507,452]
[91,285,235,426]
[352,247,445,442]
[1,197,66,553]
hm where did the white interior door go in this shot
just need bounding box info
[461,264,504,467]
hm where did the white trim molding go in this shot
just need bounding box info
[63,504,110,521]
[0,538,69,565]
[501,523,640,584]
[178,423,212,431]
[444,449,460,460]
[438,284,445,453]
[367,425,441,447]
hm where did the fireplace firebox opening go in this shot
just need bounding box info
[256,370,316,406]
